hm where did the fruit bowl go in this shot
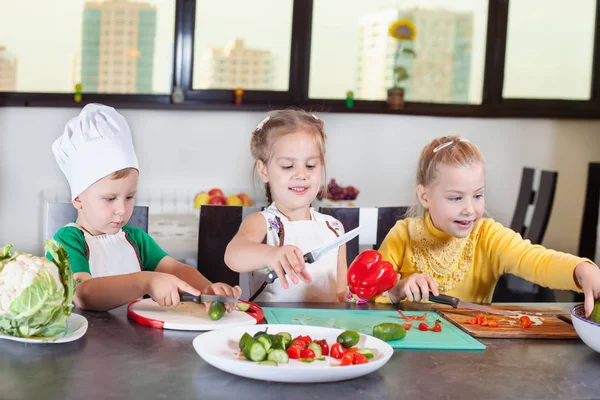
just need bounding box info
[570,303,600,353]
[193,188,254,209]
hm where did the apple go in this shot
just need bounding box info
[193,192,210,209]
[208,188,224,197]
[237,193,253,207]
[208,195,227,205]
[226,195,243,206]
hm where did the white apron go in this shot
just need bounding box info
[248,204,342,302]
[66,223,141,277]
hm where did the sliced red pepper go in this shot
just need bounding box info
[475,313,485,325]
[432,320,442,332]
[286,345,303,359]
[352,353,369,365]
[418,322,429,331]
[402,323,413,331]
[315,339,329,356]
[414,312,428,321]
[330,343,346,359]
[300,348,316,359]
[487,320,499,328]
[340,352,354,366]
[467,318,478,325]
[397,310,416,322]
[519,316,532,328]
[480,317,489,326]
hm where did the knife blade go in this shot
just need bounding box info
[429,293,517,317]
[179,293,238,304]
[303,226,362,263]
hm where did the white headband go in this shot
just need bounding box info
[433,138,470,153]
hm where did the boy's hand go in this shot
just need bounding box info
[145,272,200,307]
[202,282,242,312]
[575,262,600,317]
[265,245,312,289]
[389,273,439,303]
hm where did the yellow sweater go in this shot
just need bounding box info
[377,214,587,304]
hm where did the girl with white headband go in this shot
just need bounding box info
[378,135,600,317]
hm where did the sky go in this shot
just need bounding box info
[0,0,596,101]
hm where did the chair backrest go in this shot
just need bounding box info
[509,167,558,245]
[196,205,260,297]
[578,162,600,262]
[318,206,409,263]
[494,168,558,303]
[44,202,149,241]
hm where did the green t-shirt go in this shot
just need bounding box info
[52,225,168,275]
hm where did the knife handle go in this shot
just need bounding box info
[179,293,201,304]
[304,253,315,264]
[429,293,459,308]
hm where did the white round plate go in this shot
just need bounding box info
[0,313,88,344]
[128,298,263,331]
[193,324,394,383]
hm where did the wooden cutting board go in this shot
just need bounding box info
[433,305,578,339]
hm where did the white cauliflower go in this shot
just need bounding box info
[0,254,63,312]
[0,241,75,337]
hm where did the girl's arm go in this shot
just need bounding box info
[224,213,274,272]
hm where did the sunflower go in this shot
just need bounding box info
[389,19,416,40]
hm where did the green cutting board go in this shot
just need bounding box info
[262,307,485,351]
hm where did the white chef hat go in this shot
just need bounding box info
[52,104,139,200]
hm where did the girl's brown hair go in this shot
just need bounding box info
[408,134,485,216]
[250,109,327,204]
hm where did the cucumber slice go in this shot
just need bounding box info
[259,360,278,366]
[242,340,267,362]
[357,348,375,359]
[236,302,251,311]
[267,349,289,364]
[256,335,273,352]
[277,332,292,342]
[307,342,322,358]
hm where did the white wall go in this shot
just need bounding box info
[1,106,599,257]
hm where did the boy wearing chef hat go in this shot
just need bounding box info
[52,103,241,311]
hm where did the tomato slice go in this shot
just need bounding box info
[315,339,329,356]
[418,322,429,331]
[340,352,354,366]
[352,353,369,365]
[432,321,442,332]
[286,345,303,359]
[467,318,478,325]
[402,323,413,330]
[330,343,346,359]
[519,316,532,328]
[300,348,316,359]
[487,320,499,328]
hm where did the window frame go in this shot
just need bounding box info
[0,0,598,119]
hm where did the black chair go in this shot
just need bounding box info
[318,206,409,263]
[196,205,260,295]
[575,163,600,302]
[44,202,149,240]
[493,168,558,303]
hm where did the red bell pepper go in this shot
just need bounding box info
[347,250,398,300]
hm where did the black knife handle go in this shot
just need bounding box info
[304,253,315,264]
[429,293,459,308]
[179,293,201,304]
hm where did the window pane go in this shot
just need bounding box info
[193,0,293,91]
[309,0,488,104]
[503,0,596,100]
[0,0,175,94]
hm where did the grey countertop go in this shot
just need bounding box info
[1,302,599,400]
